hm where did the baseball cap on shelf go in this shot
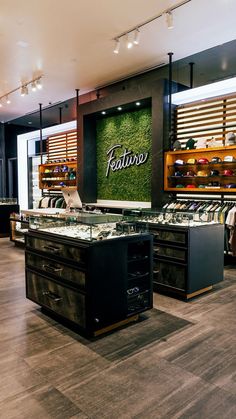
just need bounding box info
[225,183,236,188]
[176,184,184,188]
[198,184,206,188]
[210,169,220,176]
[174,159,184,165]
[224,155,235,162]
[187,158,197,164]
[184,170,196,177]
[197,170,209,177]
[174,171,183,177]
[225,132,236,146]
[173,140,182,150]
[197,158,209,164]
[185,138,196,150]
[223,169,234,176]
[196,138,207,149]
[211,156,222,163]
[186,184,196,188]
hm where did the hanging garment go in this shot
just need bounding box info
[225,207,236,256]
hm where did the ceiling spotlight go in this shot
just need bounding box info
[6,96,11,104]
[31,81,37,91]
[126,34,133,49]
[166,11,173,29]
[21,85,28,96]
[117,106,122,111]
[136,102,141,106]
[113,38,120,54]
[101,111,106,115]
[36,78,42,89]
[133,29,141,45]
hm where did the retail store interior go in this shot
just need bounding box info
[0,1,236,418]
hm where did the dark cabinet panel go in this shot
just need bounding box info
[153,245,186,261]
[26,270,86,327]
[26,235,86,264]
[26,252,86,289]
[25,230,153,336]
[153,260,186,291]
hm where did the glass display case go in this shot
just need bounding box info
[25,211,153,337]
[124,208,223,299]
[123,208,219,227]
[28,212,147,242]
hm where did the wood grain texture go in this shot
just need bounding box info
[0,238,236,418]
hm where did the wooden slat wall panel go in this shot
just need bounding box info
[174,92,236,147]
[47,130,77,160]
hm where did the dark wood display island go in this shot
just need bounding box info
[25,220,153,337]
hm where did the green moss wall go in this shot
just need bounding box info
[96,108,151,201]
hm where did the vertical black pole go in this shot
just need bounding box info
[76,89,80,192]
[168,52,173,143]
[39,103,43,165]
[59,106,62,124]
[189,62,194,88]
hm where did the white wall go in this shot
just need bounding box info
[17,120,76,209]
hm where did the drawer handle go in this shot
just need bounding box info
[43,291,62,302]
[43,264,63,273]
[42,245,60,253]
[153,270,160,274]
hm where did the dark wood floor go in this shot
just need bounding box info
[0,238,236,419]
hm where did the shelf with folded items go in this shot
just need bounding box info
[164,145,236,193]
[39,161,77,190]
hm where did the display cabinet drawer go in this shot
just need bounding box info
[26,252,86,289]
[153,260,186,291]
[153,245,186,261]
[149,228,187,245]
[26,235,86,264]
[26,270,86,327]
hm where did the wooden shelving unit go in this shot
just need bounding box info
[39,161,77,191]
[164,145,236,192]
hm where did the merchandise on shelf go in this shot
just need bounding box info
[164,145,236,192]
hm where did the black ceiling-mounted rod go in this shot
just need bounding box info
[39,103,43,165]
[76,89,80,190]
[189,62,194,88]
[59,106,62,125]
[168,52,174,142]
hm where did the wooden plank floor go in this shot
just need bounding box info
[0,238,236,418]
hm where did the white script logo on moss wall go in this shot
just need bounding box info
[106,144,149,177]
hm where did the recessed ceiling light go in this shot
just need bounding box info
[136,102,141,106]
[117,106,122,111]
[101,111,106,115]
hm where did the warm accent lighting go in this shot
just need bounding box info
[112,0,191,54]
[172,76,236,105]
[133,29,141,45]
[113,39,120,54]
[126,34,133,49]
[166,11,174,29]
[21,85,29,96]
[0,75,43,107]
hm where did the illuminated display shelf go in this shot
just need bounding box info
[164,145,236,193]
[39,161,77,191]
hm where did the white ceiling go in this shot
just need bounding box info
[0,0,236,122]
